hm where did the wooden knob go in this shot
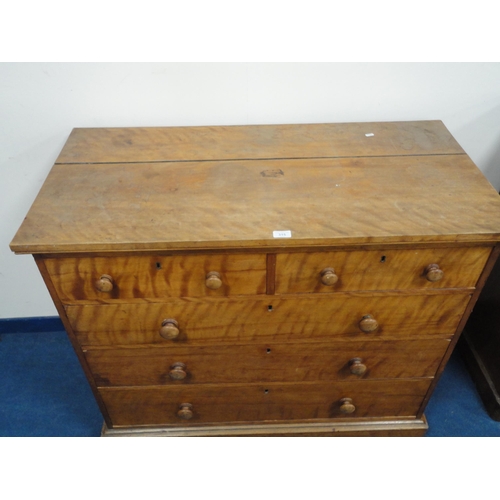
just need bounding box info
[205,271,222,290]
[320,267,338,286]
[159,319,180,340]
[339,398,356,414]
[169,362,187,380]
[95,274,114,292]
[359,314,378,333]
[349,358,367,375]
[177,403,193,420]
[424,263,444,282]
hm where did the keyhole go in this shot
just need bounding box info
[156,262,162,269]
[264,389,269,394]
[380,255,386,263]
[268,305,273,312]
[266,348,271,354]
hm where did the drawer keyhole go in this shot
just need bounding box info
[380,255,386,263]
[268,305,273,312]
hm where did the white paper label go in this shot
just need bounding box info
[365,133,375,137]
[273,230,292,238]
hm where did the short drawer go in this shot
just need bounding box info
[44,253,267,302]
[85,338,450,387]
[100,379,432,427]
[67,292,470,346]
[275,247,491,294]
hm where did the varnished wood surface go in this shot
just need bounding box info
[43,247,488,303]
[276,247,491,294]
[11,155,500,254]
[416,244,500,418]
[12,121,500,437]
[55,121,463,164]
[67,293,470,346]
[266,254,276,295]
[101,417,429,437]
[33,256,114,427]
[85,338,449,387]
[99,378,431,426]
[44,253,267,302]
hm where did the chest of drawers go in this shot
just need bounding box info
[10,121,500,436]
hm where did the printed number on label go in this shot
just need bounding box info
[273,230,292,238]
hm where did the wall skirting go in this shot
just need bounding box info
[0,316,64,334]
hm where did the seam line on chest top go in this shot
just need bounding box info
[54,152,468,165]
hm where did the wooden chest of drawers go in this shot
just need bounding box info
[10,121,500,436]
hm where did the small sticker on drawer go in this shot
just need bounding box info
[273,230,292,238]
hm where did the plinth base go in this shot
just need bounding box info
[101,417,428,437]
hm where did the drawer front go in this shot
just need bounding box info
[275,247,491,294]
[44,253,267,302]
[100,379,432,426]
[68,293,470,346]
[85,339,450,387]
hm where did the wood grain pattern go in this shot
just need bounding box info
[55,121,464,164]
[99,378,432,426]
[33,256,114,427]
[266,253,276,295]
[44,253,267,302]
[10,155,500,255]
[101,418,429,436]
[67,293,470,346]
[12,121,500,437]
[276,247,491,294]
[416,244,500,418]
[85,338,450,387]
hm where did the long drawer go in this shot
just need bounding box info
[100,379,432,427]
[44,253,267,302]
[275,247,491,294]
[85,339,450,386]
[67,293,470,346]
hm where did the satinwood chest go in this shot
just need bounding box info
[10,121,500,436]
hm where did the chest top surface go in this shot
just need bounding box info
[10,121,500,254]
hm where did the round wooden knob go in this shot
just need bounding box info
[320,267,338,286]
[339,398,356,414]
[95,274,114,292]
[205,271,222,290]
[177,403,193,420]
[159,319,180,340]
[359,314,378,333]
[349,358,367,375]
[169,362,187,380]
[424,263,444,282]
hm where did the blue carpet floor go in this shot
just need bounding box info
[0,331,102,436]
[1,329,500,437]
